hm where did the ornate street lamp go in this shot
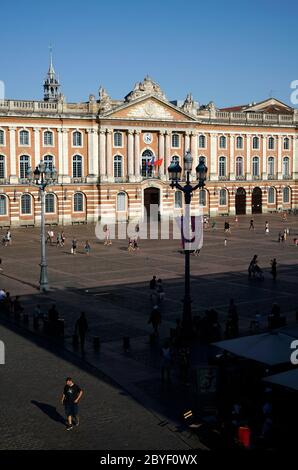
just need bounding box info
[168,152,207,337]
[26,160,57,292]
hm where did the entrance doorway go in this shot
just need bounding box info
[144,187,160,219]
[252,187,262,214]
[235,187,246,215]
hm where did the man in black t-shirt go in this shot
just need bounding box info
[61,377,83,430]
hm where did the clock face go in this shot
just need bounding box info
[143,132,153,144]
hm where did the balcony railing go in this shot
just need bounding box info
[71,177,87,183]
[235,175,246,181]
[268,174,277,180]
[252,175,261,180]
[283,174,292,179]
[218,175,229,181]
[0,178,9,184]
[114,176,129,183]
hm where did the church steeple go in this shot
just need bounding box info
[43,46,60,101]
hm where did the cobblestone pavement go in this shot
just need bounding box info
[0,324,194,450]
[0,213,297,449]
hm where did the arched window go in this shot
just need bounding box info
[0,155,5,178]
[0,194,7,215]
[283,157,290,177]
[268,136,275,150]
[114,132,122,147]
[219,135,226,149]
[236,156,243,177]
[284,137,290,150]
[73,131,82,147]
[141,150,154,177]
[45,193,55,213]
[72,155,82,178]
[199,189,206,206]
[198,134,206,148]
[252,136,259,149]
[44,131,53,146]
[268,157,275,177]
[44,155,54,171]
[252,156,259,176]
[268,187,275,204]
[117,191,126,211]
[219,188,227,206]
[20,155,30,179]
[114,155,123,178]
[172,133,180,148]
[174,191,182,208]
[236,136,243,149]
[74,192,84,212]
[20,130,29,146]
[219,156,226,177]
[21,194,31,214]
[0,130,4,145]
[283,187,290,203]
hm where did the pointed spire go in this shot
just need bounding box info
[43,45,60,101]
[48,44,55,76]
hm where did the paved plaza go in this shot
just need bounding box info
[0,213,298,449]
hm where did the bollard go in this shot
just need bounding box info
[123,336,130,352]
[93,336,100,351]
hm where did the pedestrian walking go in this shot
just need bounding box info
[211,220,216,231]
[161,340,172,383]
[61,377,83,430]
[149,275,157,290]
[56,233,62,247]
[75,312,89,353]
[104,225,112,245]
[271,258,277,281]
[71,239,77,254]
[148,305,161,335]
[224,238,227,246]
[248,254,258,278]
[249,219,254,230]
[265,221,269,234]
[84,240,91,255]
[5,230,11,245]
[61,231,66,246]
[156,278,165,303]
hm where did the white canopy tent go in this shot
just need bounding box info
[264,369,298,391]
[213,332,296,366]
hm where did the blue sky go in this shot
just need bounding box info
[1,0,298,107]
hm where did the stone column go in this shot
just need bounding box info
[57,129,63,183]
[246,134,251,180]
[33,128,40,168]
[210,133,217,181]
[262,135,267,179]
[230,135,235,180]
[158,130,165,178]
[128,129,134,181]
[62,129,70,183]
[184,131,190,153]
[99,129,107,181]
[106,129,113,182]
[190,131,198,178]
[165,130,171,170]
[9,127,17,183]
[86,128,98,182]
[277,135,282,179]
[134,130,141,180]
[293,136,298,179]
[92,128,99,178]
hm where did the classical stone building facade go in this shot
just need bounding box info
[0,61,297,227]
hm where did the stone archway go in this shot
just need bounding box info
[252,187,262,214]
[143,187,160,219]
[235,187,246,215]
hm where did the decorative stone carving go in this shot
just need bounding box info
[98,86,112,113]
[125,76,166,102]
[181,93,198,116]
[126,99,173,119]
